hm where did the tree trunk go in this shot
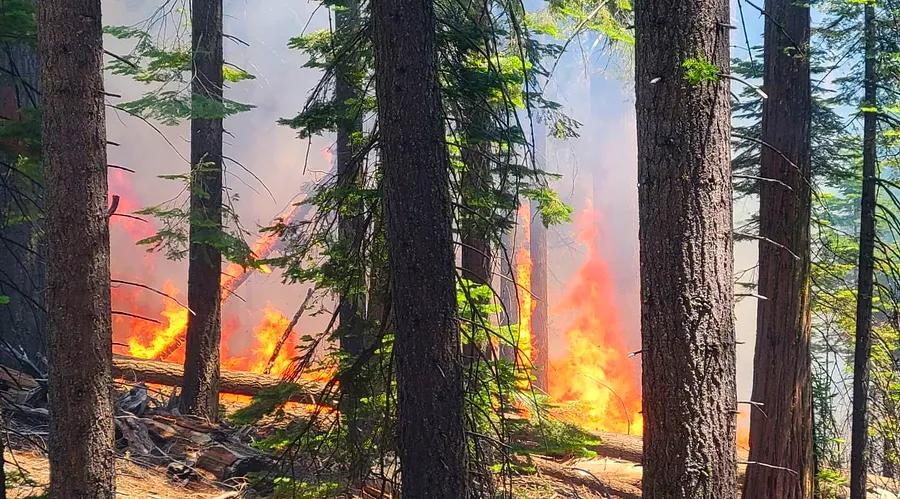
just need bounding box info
[37,0,115,495]
[634,0,737,496]
[180,0,224,420]
[851,4,877,497]
[499,230,518,362]
[372,0,467,494]
[530,123,549,392]
[333,0,371,484]
[744,0,814,496]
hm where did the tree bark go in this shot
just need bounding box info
[372,0,468,494]
[851,4,877,497]
[634,0,737,496]
[37,0,115,495]
[180,0,224,420]
[744,0,814,496]
[530,123,549,392]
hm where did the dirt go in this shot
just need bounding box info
[4,450,232,498]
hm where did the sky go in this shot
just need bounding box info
[100,0,776,409]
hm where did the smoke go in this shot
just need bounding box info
[101,2,756,430]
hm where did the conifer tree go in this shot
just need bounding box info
[372,0,467,493]
[744,0,814,495]
[37,0,115,494]
[180,0,225,419]
[634,0,737,495]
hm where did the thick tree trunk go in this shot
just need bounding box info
[335,0,365,360]
[851,4,877,498]
[744,0,814,497]
[37,0,115,495]
[634,0,737,496]
[530,123,549,392]
[180,0,224,420]
[372,0,467,494]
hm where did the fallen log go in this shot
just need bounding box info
[112,355,328,405]
[590,431,750,464]
[594,432,643,463]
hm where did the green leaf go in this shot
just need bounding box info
[682,57,720,84]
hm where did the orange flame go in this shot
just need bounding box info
[549,208,643,435]
[514,203,535,389]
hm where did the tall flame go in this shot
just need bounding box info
[549,208,643,435]
[109,172,305,376]
[514,203,535,388]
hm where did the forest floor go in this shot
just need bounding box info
[3,448,640,498]
[6,444,900,498]
[4,449,228,498]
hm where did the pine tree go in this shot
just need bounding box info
[372,0,467,494]
[37,0,115,495]
[744,0,814,495]
[634,0,737,495]
[180,0,225,419]
[851,3,877,495]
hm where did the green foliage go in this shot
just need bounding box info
[117,92,254,126]
[681,57,719,84]
[538,0,634,46]
[134,168,258,267]
[0,295,10,305]
[509,415,601,459]
[0,0,37,45]
[523,186,573,226]
[106,25,255,125]
[229,383,305,425]
[815,467,848,499]
[272,478,340,499]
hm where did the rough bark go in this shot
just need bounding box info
[112,355,325,404]
[37,0,115,495]
[530,123,549,392]
[851,4,877,498]
[634,0,737,496]
[180,0,224,420]
[372,0,468,494]
[744,0,814,497]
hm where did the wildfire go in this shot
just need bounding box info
[548,208,643,435]
[122,282,189,360]
[249,306,296,376]
[514,203,535,389]
[109,172,308,379]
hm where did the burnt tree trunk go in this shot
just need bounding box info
[851,4,877,497]
[37,0,115,495]
[180,0,224,420]
[634,0,737,496]
[372,0,467,494]
[744,0,814,496]
[530,122,549,392]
